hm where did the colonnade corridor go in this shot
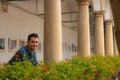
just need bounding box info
[44,0,120,64]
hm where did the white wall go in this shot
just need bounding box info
[0,1,77,63]
[93,0,101,10]
[105,0,111,20]
[62,27,77,59]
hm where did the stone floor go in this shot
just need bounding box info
[108,70,120,80]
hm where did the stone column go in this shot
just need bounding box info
[105,19,113,56]
[100,0,105,10]
[113,27,119,56]
[94,10,105,56]
[76,0,90,57]
[44,0,62,64]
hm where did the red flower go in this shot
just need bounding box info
[43,69,48,73]
[14,54,20,58]
[95,71,99,76]
[39,64,48,69]
[24,73,29,78]
[77,78,81,80]
[45,65,48,69]
[64,58,69,61]
[73,53,78,57]
[33,66,37,71]
[37,74,41,78]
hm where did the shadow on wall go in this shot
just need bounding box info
[110,0,120,54]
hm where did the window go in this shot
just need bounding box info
[8,39,17,52]
[0,38,5,51]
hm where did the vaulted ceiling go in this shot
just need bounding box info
[2,0,94,31]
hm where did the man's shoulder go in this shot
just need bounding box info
[20,46,27,49]
[17,46,27,54]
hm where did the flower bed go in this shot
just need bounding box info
[0,55,120,80]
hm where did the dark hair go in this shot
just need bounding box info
[27,33,39,41]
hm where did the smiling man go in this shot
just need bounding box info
[8,33,39,66]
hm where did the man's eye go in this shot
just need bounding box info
[36,41,38,43]
[31,41,38,44]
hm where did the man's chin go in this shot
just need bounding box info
[32,48,36,50]
[32,47,37,50]
[30,47,36,51]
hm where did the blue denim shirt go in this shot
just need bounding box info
[8,46,38,65]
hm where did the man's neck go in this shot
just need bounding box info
[27,46,34,54]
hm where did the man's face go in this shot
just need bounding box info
[27,37,39,50]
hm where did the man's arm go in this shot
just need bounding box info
[8,52,21,65]
[8,49,25,65]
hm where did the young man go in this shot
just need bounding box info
[8,33,39,65]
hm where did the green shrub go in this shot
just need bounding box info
[0,55,120,80]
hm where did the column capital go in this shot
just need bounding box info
[76,0,90,5]
[105,19,113,23]
[94,10,105,17]
[105,19,113,27]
